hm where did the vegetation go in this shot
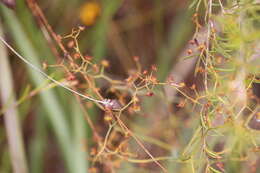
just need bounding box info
[0,0,259,172]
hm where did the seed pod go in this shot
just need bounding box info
[146,91,154,97]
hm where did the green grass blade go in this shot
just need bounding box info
[0,21,28,173]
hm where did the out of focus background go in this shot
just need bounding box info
[0,0,260,173]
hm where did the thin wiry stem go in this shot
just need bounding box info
[205,0,213,93]
[0,37,106,104]
[115,116,168,173]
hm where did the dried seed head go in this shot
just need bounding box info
[66,73,76,81]
[146,91,154,97]
[143,70,148,75]
[78,25,85,31]
[73,52,81,59]
[187,49,193,55]
[177,100,186,108]
[189,40,195,45]
[133,104,141,112]
[193,13,198,17]
[167,76,174,84]
[198,44,205,51]
[88,167,98,173]
[92,64,99,73]
[151,64,157,71]
[101,60,110,67]
[67,40,75,48]
[257,112,260,122]
[150,76,158,83]
[133,56,139,62]
[190,84,196,90]
[104,114,113,121]
[90,148,97,156]
[216,56,222,64]
[179,82,186,88]
[57,35,62,42]
[84,55,93,61]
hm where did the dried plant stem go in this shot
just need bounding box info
[204,0,213,93]
[74,93,102,142]
[26,0,69,59]
[164,27,207,101]
[115,116,168,173]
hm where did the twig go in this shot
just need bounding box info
[204,0,213,93]
[115,116,168,173]
[26,0,70,60]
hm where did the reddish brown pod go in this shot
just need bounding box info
[66,73,76,81]
[146,91,154,97]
